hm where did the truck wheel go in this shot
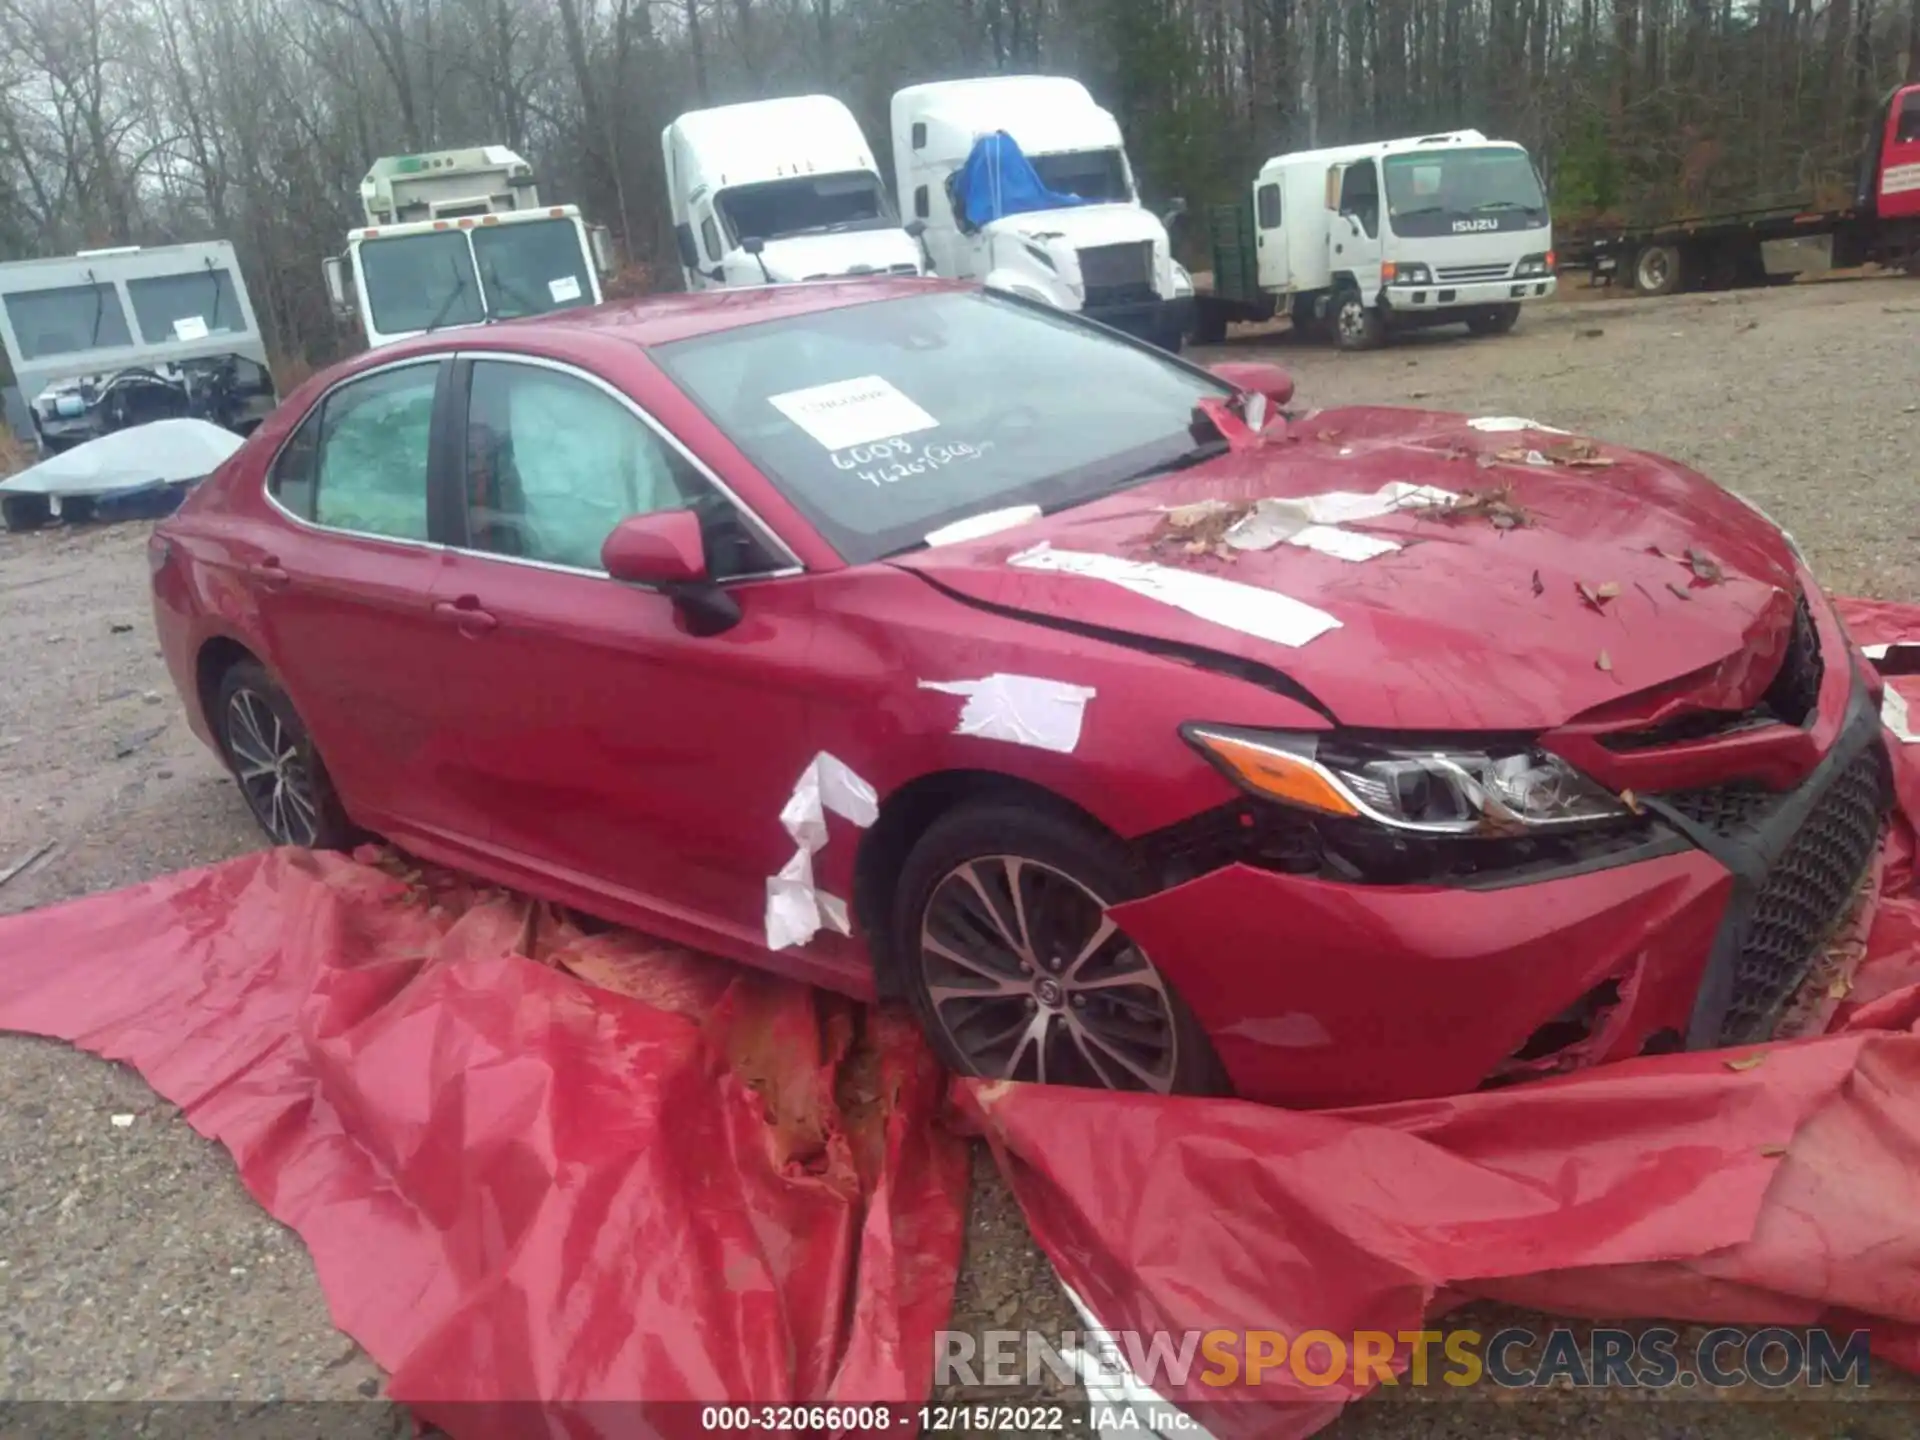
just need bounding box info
[1191,305,1227,346]
[1,493,53,533]
[1466,303,1522,336]
[1634,244,1684,296]
[1330,288,1383,351]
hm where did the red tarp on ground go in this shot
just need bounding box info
[0,851,969,1437]
[1,600,1918,1439]
[957,597,1920,1437]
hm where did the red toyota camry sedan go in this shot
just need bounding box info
[149,278,1890,1106]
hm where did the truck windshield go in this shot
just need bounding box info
[716,172,896,243]
[471,218,595,318]
[654,289,1230,564]
[127,266,246,344]
[1383,147,1547,236]
[1029,148,1133,204]
[360,231,484,335]
[3,281,134,360]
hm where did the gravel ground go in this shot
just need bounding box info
[2,275,1917,1435]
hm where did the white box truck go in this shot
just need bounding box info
[1189,130,1556,350]
[662,95,925,289]
[889,76,1193,351]
[322,146,617,349]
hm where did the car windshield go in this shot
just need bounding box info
[127,266,247,344]
[716,173,897,243]
[1383,147,1547,236]
[3,281,134,360]
[654,289,1230,564]
[359,230,484,335]
[471,218,595,319]
[1029,148,1133,204]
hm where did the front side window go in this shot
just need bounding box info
[1383,147,1548,236]
[269,410,322,521]
[1339,160,1380,238]
[460,361,774,578]
[715,172,895,245]
[358,231,483,336]
[1897,93,1920,145]
[4,282,134,360]
[701,216,721,263]
[1029,148,1133,204]
[127,267,246,343]
[1256,182,1282,229]
[654,290,1230,564]
[311,364,438,540]
[470,218,593,319]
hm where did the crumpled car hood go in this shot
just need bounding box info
[889,408,1804,732]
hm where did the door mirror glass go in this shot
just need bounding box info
[675,222,699,271]
[322,256,354,318]
[589,225,617,279]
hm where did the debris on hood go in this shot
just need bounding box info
[1467,415,1570,434]
[1485,446,1553,468]
[1407,481,1534,531]
[1540,437,1617,469]
[1686,547,1727,584]
[1576,580,1622,611]
[1153,483,1453,564]
[1010,541,1342,649]
[919,674,1097,755]
[1148,498,1256,562]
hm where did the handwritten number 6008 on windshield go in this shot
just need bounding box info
[831,437,987,487]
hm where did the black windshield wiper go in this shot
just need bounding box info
[420,260,473,333]
[205,257,224,331]
[86,268,105,346]
[1474,200,1537,212]
[1392,204,1446,219]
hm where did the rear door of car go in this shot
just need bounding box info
[248,354,468,836]
[416,350,833,966]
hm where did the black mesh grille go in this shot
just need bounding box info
[1079,241,1156,309]
[1763,588,1824,727]
[1660,783,1780,837]
[1715,748,1889,1045]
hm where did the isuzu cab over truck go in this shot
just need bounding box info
[1192,130,1556,350]
[663,95,924,290]
[322,147,617,349]
[890,76,1193,351]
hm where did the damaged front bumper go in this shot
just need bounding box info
[1113,657,1893,1110]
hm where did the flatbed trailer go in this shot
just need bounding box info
[1562,83,1920,296]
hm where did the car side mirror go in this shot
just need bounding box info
[741,236,766,255]
[904,219,927,239]
[675,222,699,271]
[1207,361,1295,409]
[589,224,617,279]
[602,510,741,635]
[322,256,354,319]
[1164,195,1188,230]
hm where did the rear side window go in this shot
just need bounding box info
[701,217,721,263]
[1899,93,1920,145]
[1256,183,1281,229]
[310,364,439,540]
[269,411,321,521]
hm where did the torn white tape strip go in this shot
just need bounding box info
[919,675,1097,754]
[766,751,876,950]
[1287,523,1400,562]
[1057,1280,1219,1440]
[1221,483,1456,551]
[1467,415,1571,434]
[1884,687,1919,745]
[925,504,1042,548]
[1010,542,1341,649]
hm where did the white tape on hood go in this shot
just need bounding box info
[1009,542,1341,649]
[765,751,878,950]
[1884,687,1919,745]
[1198,482,1455,556]
[1467,415,1570,434]
[919,675,1097,754]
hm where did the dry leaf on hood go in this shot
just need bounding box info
[1595,581,1621,600]
[1758,1143,1789,1158]
[1724,1053,1767,1071]
[1686,548,1727,584]
[1596,649,1613,672]
[1666,581,1694,601]
[1620,788,1644,814]
[1531,569,1545,597]
[1577,581,1608,611]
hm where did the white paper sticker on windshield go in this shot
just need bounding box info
[172,315,209,341]
[549,275,582,303]
[769,375,938,452]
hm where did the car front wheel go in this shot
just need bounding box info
[892,801,1227,1095]
[215,658,353,849]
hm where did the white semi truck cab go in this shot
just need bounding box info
[890,76,1192,351]
[663,95,924,290]
[323,146,617,349]
[1193,130,1555,350]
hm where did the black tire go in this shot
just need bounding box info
[1,493,53,533]
[1633,243,1685,296]
[889,799,1229,1096]
[1191,304,1228,346]
[1330,287,1384,351]
[1466,303,1522,336]
[213,658,354,849]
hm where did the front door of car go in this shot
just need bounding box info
[421,354,821,952]
[246,357,465,837]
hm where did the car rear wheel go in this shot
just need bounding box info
[891,801,1227,1095]
[214,659,352,849]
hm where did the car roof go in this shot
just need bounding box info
[421,275,971,354]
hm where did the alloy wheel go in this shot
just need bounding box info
[1338,299,1369,343]
[225,688,321,846]
[917,855,1179,1092]
[1636,246,1673,293]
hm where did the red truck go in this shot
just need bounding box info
[1566,83,1919,294]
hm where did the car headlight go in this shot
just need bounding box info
[1184,726,1628,834]
[1516,252,1553,277]
[1388,262,1433,285]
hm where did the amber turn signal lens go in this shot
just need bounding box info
[1189,731,1360,818]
